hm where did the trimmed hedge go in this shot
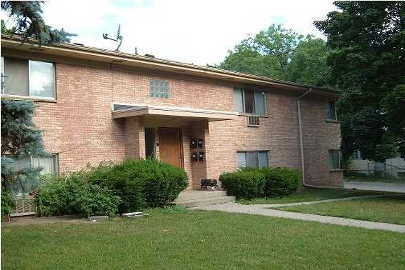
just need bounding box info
[262,167,300,196]
[219,169,266,199]
[89,159,188,212]
[220,167,300,199]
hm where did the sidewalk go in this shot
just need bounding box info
[195,202,405,233]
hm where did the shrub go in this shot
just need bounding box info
[220,167,300,199]
[1,190,15,217]
[262,167,300,196]
[89,159,188,212]
[36,174,121,217]
[220,168,266,199]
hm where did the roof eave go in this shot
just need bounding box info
[1,36,340,97]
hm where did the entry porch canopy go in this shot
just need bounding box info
[112,103,238,126]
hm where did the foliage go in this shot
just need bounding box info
[220,167,300,199]
[220,169,266,199]
[286,38,331,86]
[1,1,75,44]
[262,167,300,196]
[4,211,405,270]
[36,174,121,217]
[89,159,188,212]
[1,100,47,196]
[1,189,15,217]
[315,1,405,161]
[219,24,331,86]
[277,195,405,225]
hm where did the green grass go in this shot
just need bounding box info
[237,187,379,204]
[2,208,405,269]
[344,172,405,183]
[277,195,405,225]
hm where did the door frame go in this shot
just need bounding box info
[158,127,184,168]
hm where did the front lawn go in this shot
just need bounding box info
[237,187,379,204]
[2,209,405,269]
[277,195,405,225]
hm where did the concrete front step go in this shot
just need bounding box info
[176,196,235,208]
[176,190,227,201]
[175,190,235,208]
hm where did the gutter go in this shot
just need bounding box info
[297,88,325,188]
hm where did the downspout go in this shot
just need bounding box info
[297,88,321,188]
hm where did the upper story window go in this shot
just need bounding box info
[150,79,170,98]
[237,151,269,168]
[326,101,337,120]
[1,57,56,99]
[234,88,266,116]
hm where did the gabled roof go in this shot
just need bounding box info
[1,35,339,97]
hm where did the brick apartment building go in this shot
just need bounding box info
[1,36,343,190]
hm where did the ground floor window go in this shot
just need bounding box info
[237,151,269,168]
[3,154,59,195]
[328,150,342,170]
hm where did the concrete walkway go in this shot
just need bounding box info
[195,202,405,233]
[344,181,405,193]
[260,195,385,208]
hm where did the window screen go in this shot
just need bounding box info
[234,88,244,112]
[150,80,170,98]
[258,151,269,168]
[237,152,247,168]
[31,155,59,175]
[29,60,55,98]
[254,91,266,115]
[3,58,29,96]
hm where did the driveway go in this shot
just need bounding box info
[344,181,405,193]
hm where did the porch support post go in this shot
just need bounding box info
[126,117,145,159]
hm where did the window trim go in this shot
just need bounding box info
[1,57,57,101]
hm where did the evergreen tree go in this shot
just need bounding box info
[1,1,75,44]
[1,100,47,195]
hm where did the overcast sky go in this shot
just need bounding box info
[38,0,335,65]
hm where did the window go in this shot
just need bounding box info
[150,79,170,98]
[234,88,266,115]
[352,150,363,160]
[326,101,337,120]
[328,150,342,170]
[4,154,59,195]
[1,57,55,99]
[237,151,269,168]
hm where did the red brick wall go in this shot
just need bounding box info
[31,60,342,187]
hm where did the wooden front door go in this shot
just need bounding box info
[158,127,183,168]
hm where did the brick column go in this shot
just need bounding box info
[126,117,145,159]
